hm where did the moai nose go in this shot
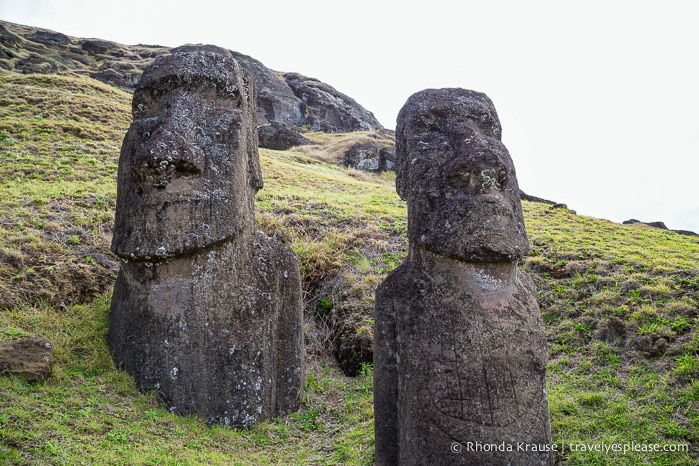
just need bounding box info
[473,150,509,193]
[449,133,509,195]
[133,128,202,189]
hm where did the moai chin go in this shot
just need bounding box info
[108,45,304,428]
[374,89,553,465]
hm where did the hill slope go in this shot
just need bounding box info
[0,20,382,133]
[0,69,697,464]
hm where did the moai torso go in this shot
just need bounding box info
[108,46,304,427]
[375,249,551,465]
[374,89,553,465]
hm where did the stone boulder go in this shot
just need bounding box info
[28,30,69,46]
[343,141,395,172]
[81,39,120,55]
[257,122,310,150]
[227,51,305,128]
[623,219,668,229]
[108,45,304,428]
[632,335,669,357]
[0,24,21,47]
[284,72,383,133]
[374,88,553,465]
[15,54,59,74]
[0,335,54,383]
[622,218,697,236]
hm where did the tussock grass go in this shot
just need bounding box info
[1,70,697,464]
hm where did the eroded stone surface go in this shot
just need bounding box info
[109,45,304,427]
[0,335,54,383]
[343,141,395,172]
[374,88,552,465]
[257,122,310,150]
[394,88,529,263]
[284,72,383,133]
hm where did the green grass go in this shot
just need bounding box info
[0,71,128,309]
[523,204,698,464]
[0,296,374,465]
[1,69,698,464]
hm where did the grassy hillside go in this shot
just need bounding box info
[0,70,697,465]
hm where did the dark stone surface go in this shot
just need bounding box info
[623,219,668,229]
[15,54,58,74]
[0,335,54,383]
[284,72,383,133]
[0,24,21,47]
[519,189,557,205]
[622,218,696,236]
[28,30,69,46]
[343,141,395,172]
[394,88,529,263]
[374,88,552,465]
[257,122,310,150]
[81,39,119,55]
[227,52,305,129]
[108,46,304,427]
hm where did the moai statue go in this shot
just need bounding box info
[374,89,553,465]
[108,45,304,428]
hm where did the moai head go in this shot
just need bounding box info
[395,88,529,262]
[111,45,262,261]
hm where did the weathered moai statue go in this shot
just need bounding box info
[109,45,304,427]
[374,89,553,465]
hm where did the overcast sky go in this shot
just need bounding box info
[2,0,698,233]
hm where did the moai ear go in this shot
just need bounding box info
[247,135,263,191]
[393,114,410,201]
[242,71,263,192]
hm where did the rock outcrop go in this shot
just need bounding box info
[343,141,395,172]
[284,72,382,133]
[0,335,54,383]
[257,122,310,150]
[374,88,553,465]
[108,46,304,427]
[0,20,382,134]
[623,218,697,236]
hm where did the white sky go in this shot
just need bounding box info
[2,0,698,233]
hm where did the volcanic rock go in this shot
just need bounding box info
[374,88,553,465]
[343,141,395,172]
[284,72,382,133]
[108,45,304,427]
[257,122,310,150]
[0,335,54,383]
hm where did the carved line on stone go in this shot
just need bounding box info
[430,306,520,428]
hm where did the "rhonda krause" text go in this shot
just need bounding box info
[452,441,689,455]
